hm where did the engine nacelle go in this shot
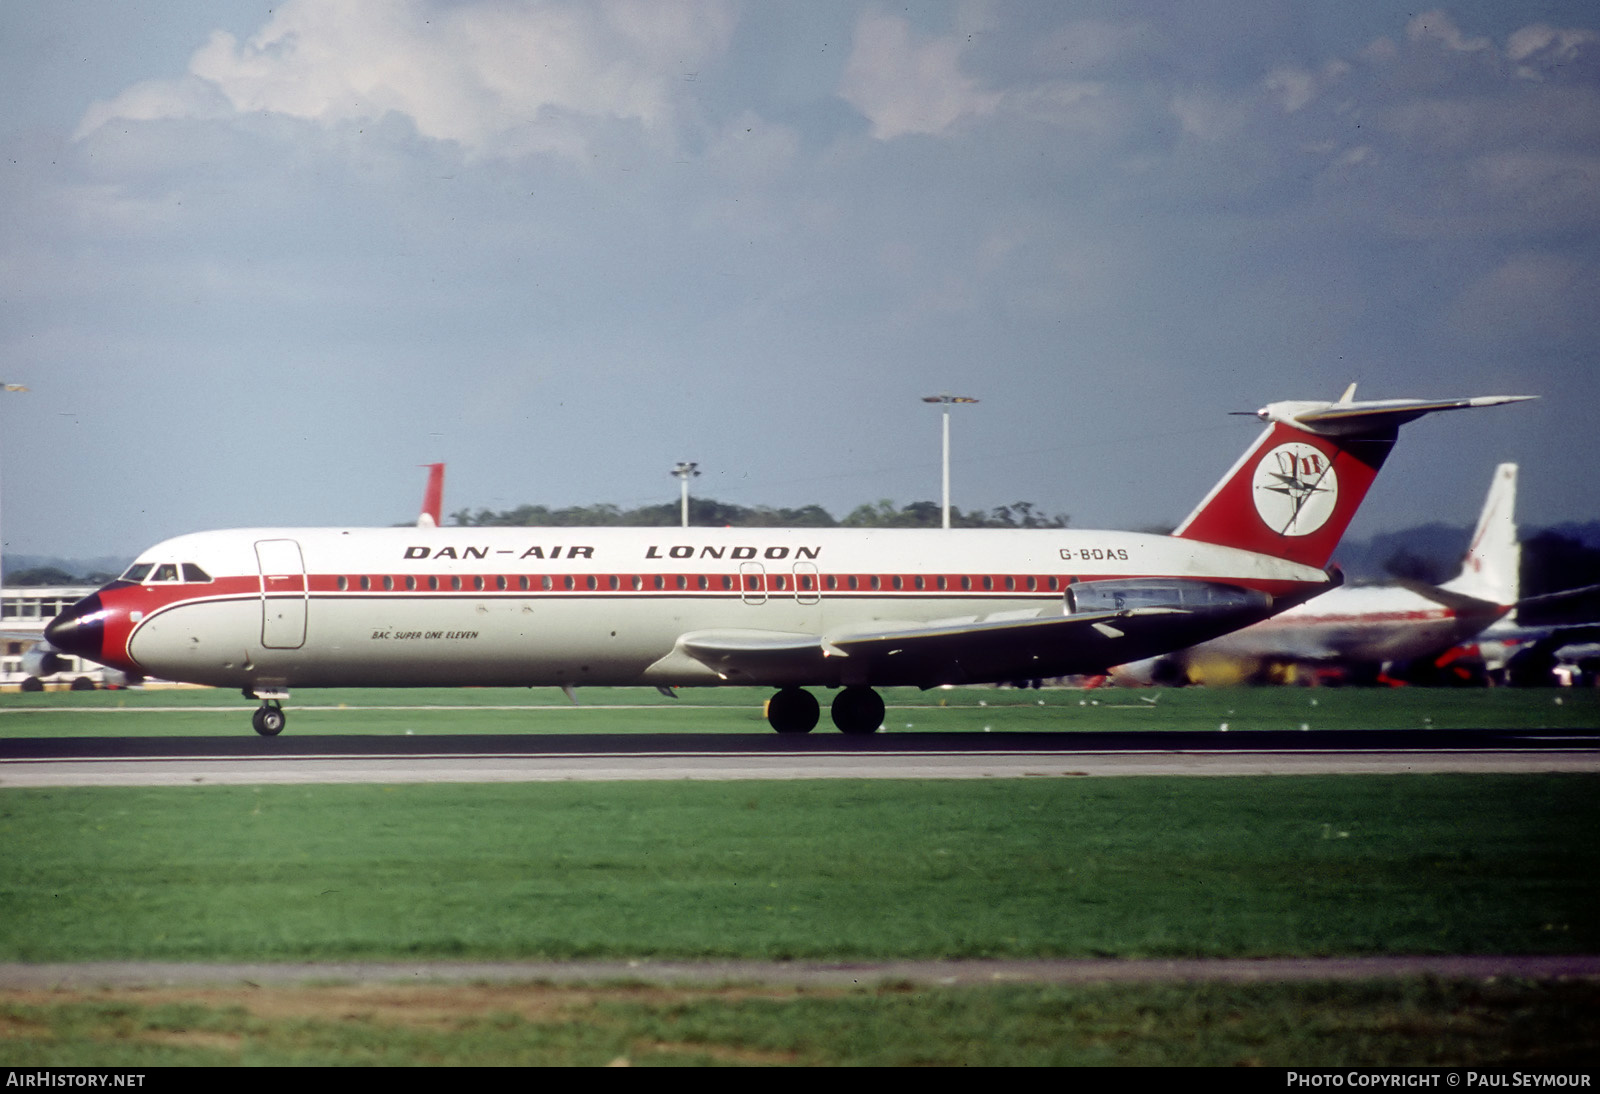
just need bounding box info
[1065,579,1271,616]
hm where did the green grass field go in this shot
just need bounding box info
[5,979,1597,1066]
[2,685,1597,1065]
[3,775,1597,963]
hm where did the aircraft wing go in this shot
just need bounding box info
[1516,583,1600,610]
[1391,579,1506,617]
[667,604,1239,687]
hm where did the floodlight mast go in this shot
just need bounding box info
[0,382,29,590]
[671,461,700,528]
[921,393,978,529]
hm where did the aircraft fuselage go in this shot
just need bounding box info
[55,525,1324,692]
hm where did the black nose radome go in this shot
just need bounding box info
[44,593,105,660]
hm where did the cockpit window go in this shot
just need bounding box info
[123,562,211,584]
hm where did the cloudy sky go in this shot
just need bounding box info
[3,1,1597,561]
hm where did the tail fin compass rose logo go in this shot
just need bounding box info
[1252,443,1339,536]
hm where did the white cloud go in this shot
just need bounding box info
[75,0,739,160]
[1507,23,1600,80]
[1169,91,1250,142]
[839,11,1001,139]
[74,75,230,139]
[1264,66,1317,114]
[1405,10,1492,54]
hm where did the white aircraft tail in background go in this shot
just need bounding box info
[1437,463,1519,608]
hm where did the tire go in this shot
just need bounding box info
[831,686,884,735]
[767,688,819,734]
[252,705,286,736]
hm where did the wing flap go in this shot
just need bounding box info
[642,629,832,684]
[824,608,1146,655]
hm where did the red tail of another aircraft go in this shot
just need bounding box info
[1173,387,1533,570]
[416,463,445,528]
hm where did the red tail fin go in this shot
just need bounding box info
[417,463,445,528]
[1172,391,1533,570]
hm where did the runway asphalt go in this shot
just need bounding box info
[3,728,1597,786]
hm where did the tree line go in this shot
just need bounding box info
[447,497,1070,530]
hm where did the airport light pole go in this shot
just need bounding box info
[671,462,700,528]
[0,383,28,592]
[921,393,978,529]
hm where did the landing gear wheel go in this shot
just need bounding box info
[767,687,819,734]
[252,702,286,737]
[831,686,884,735]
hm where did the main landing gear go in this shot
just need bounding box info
[766,686,885,735]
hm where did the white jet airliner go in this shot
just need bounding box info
[44,389,1531,735]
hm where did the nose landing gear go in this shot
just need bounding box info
[251,702,286,736]
[245,688,289,736]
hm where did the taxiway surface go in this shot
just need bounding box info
[2,729,1596,786]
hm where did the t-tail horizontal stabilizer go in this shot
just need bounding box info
[1174,389,1534,571]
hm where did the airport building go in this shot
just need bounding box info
[1,585,114,689]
